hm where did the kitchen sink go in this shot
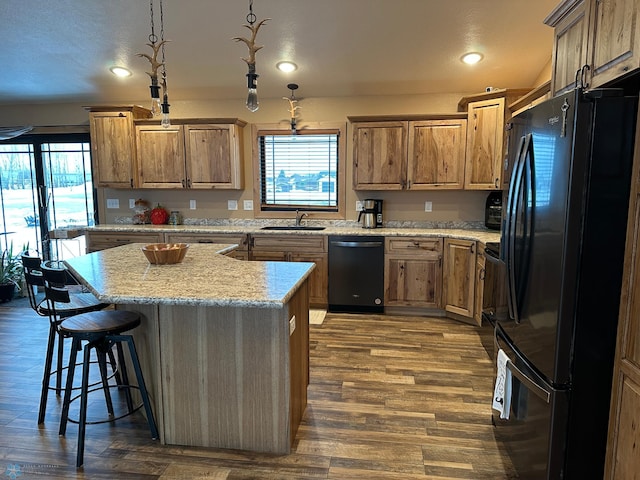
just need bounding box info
[260,226,326,231]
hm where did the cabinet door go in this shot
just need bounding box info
[352,121,407,190]
[473,243,486,327]
[443,238,476,318]
[385,257,442,308]
[136,125,186,188]
[290,252,328,307]
[465,98,505,190]
[587,0,640,88]
[408,119,466,190]
[89,111,138,188]
[184,124,243,189]
[550,1,589,96]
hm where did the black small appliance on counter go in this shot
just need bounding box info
[485,192,502,230]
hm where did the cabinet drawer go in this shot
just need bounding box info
[164,233,248,250]
[251,234,327,252]
[385,237,442,255]
[86,232,164,252]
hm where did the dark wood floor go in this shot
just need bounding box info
[0,297,515,479]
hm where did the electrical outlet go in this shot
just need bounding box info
[129,198,135,209]
[189,200,196,210]
[106,198,119,209]
[243,200,254,210]
[356,201,363,211]
[228,200,238,211]
[424,201,433,212]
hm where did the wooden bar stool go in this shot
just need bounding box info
[45,284,159,467]
[22,254,111,424]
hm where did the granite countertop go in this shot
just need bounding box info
[63,243,315,308]
[86,223,502,244]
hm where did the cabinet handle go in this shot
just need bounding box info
[130,178,134,188]
[181,179,186,188]
[188,178,192,188]
[495,178,499,188]
[470,243,475,254]
[479,268,486,281]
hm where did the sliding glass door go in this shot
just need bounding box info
[0,133,96,260]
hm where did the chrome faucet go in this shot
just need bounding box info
[295,210,308,226]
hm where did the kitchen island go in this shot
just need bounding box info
[63,243,314,454]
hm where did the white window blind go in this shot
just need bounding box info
[259,132,339,211]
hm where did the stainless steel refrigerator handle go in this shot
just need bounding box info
[330,241,383,248]
[506,359,551,404]
[506,135,528,323]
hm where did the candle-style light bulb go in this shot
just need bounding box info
[149,78,161,117]
[246,68,259,112]
[161,94,171,128]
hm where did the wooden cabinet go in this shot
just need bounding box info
[473,243,486,326]
[408,120,467,189]
[86,105,152,188]
[605,115,640,479]
[443,238,476,320]
[546,0,640,96]
[352,121,407,190]
[135,120,245,190]
[164,232,250,260]
[548,0,590,96]
[586,0,640,88]
[464,97,505,190]
[250,234,328,307]
[86,231,164,253]
[384,237,443,308]
[351,115,467,190]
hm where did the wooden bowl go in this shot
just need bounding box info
[142,243,189,264]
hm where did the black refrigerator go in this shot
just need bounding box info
[494,88,638,479]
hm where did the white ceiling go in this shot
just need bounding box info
[0,0,559,106]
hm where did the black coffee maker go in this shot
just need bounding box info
[358,199,383,228]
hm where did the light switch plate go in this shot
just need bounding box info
[129,198,135,209]
[289,315,296,336]
[106,198,119,209]
[424,201,433,212]
[228,200,238,211]
[356,201,363,211]
[243,200,254,210]
[189,200,196,210]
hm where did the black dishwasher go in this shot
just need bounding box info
[328,235,384,313]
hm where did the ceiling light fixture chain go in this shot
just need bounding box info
[233,0,270,113]
[138,0,170,127]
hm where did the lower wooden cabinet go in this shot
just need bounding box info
[164,232,249,260]
[250,234,328,308]
[86,231,165,252]
[384,237,443,308]
[443,238,476,321]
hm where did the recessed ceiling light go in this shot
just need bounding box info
[276,61,298,73]
[461,52,483,65]
[110,66,132,77]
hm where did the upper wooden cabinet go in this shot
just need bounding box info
[350,115,467,190]
[464,97,505,190]
[86,105,152,188]
[352,120,407,190]
[546,0,640,96]
[135,119,245,190]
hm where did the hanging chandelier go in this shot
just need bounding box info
[233,0,269,112]
[138,0,171,127]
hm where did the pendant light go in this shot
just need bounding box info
[138,0,171,127]
[233,0,269,112]
[283,83,300,134]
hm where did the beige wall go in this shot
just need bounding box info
[1,91,500,225]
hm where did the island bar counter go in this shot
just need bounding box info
[63,243,314,454]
